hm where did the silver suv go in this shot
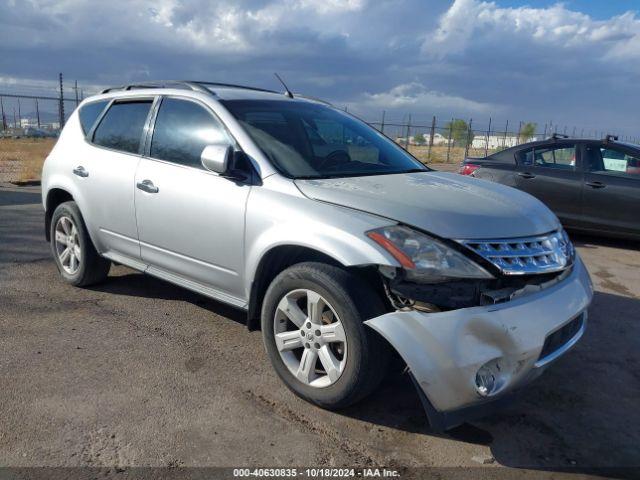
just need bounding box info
[42,81,593,430]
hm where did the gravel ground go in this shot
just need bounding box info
[0,183,638,478]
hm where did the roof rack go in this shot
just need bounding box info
[100,80,209,94]
[100,80,279,95]
[604,134,619,144]
[550,133,570,140]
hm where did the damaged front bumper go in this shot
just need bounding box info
[365,256,593,431]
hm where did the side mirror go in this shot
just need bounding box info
[201,144,233,174]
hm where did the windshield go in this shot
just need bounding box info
[221,99,427,179]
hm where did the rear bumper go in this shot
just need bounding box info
[365,256,593,429]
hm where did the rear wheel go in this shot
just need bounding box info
[261,262,390,409]
[50,201,110,287]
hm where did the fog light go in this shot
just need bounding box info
[475,359,503,397]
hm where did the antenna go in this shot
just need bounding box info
[274,73,293,99]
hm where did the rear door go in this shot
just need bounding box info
[581,143,640,236]
[80,98,154,265]
[467,149,519,186]
[514,142,583,227]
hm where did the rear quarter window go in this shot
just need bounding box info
[487,150,516,163]
[92,100,153,154]
[78,100,109,135]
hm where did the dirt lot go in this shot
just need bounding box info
[0,138,56,183]
[0,138,464,184]
[0,183,638,478]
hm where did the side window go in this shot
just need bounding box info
[93,101,153,154]
[78,100,108,134]
[592,147,640,177]
[517,148,535,166]
[487,149,516,164]
[150,98,230,168]
[517,145,576,170]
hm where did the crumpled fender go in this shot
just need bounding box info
[365,257,593,413]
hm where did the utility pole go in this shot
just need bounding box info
[58,73,65,128]
[503,120,509,148]
[484,117,492,158]
[17,98,21,128]
[73,80,79,107]
[405,115,412,151]
[464,118,473,158]
[427,115,436,160]
[380,110,386,134]
[13,108,17,129]
[446,118,454,162]
[35,98,41,128]
[0,96,5,131]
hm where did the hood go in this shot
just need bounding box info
[295,171,560,240]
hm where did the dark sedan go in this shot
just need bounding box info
[459,135,640,239]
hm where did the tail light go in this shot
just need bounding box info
[459,163,480,176]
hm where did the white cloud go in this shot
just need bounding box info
[424,0,640,61]
[142,0,368,53]
[2,0,640,136]
[296,0,366,14]
[357,82,499,114]
[3,0,368,55]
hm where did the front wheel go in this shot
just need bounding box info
[261,262,390,409]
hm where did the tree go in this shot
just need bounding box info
[413,133,426,145]
[445,119,473,146]
[519,122,537,143]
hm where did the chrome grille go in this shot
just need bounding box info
[458,230,574,275]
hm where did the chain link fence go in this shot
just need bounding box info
[1,79,637,182]
[366,115,638,166]
[0,78,83,182]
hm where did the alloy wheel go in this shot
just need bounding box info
[273,289,347,388]
[54,215,81,275]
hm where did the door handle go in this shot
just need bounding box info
[72,166,89,178]
[136,179,159,193]
[586,181,606,189]
[518,172,536,179]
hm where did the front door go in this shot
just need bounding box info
[134,97,251,302]
[514,143,583,227]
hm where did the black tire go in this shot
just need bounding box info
[261,262,390,409]
[50,201,110,287]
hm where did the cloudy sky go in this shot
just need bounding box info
[1,0,639,135]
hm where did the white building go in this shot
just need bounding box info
[427,133,451,145]
[20,118,37,128]
[397,132,452,146]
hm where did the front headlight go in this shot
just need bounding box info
[367,225,493,282]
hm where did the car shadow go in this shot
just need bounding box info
[570,232,640,251]
[88,269,247,325]
[339,290,640,477]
